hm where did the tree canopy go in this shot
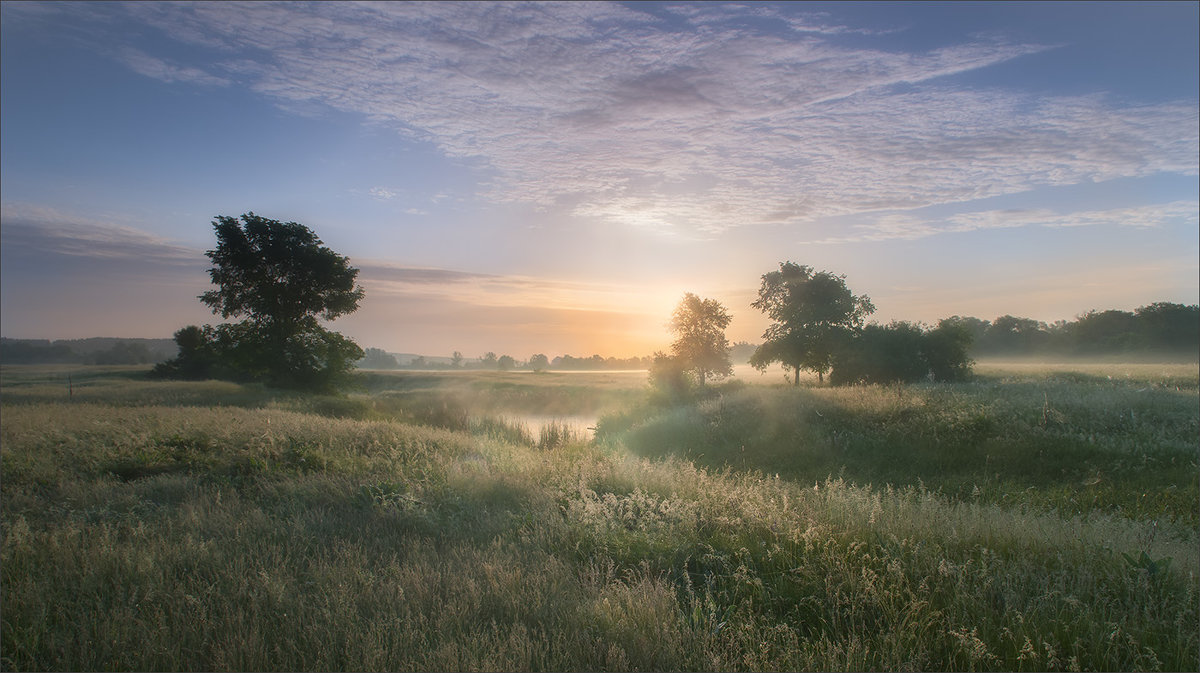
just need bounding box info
[201,214,363,330]
[750,262,874,384]
[669,293,733,387]
[154,213,365,391]
[829,320,974,385]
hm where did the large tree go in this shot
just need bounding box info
[669,293,733,387]
[750,262,874,385]
[155,213,365,391]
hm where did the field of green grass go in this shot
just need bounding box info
[2,362,1196,671]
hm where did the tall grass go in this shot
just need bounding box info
[605,375,1199,528]
[2,366,1196,671]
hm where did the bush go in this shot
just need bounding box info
[648,351,694,404]
[831,320,975,385]
[923,319,974,382]
[152,323,362,393]
[831,322,928,385]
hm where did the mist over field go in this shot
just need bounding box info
[2,2,1198,671]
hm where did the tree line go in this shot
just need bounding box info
[34,213,1185,393]
[0,338,176,365]
[656,263,976,394]
[359,348,655,371]
[939,306,1198,357]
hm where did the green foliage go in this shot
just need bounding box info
[0,339,77,364]
[612,373,1200,526]
[751,262,875,384]
[155,213,365,392]
[648,351,694,404]
[669,293,733,387]
[200,213,363,326]
[829,320,975,385]
[152,325,219,380]
[923,319,975,382]
[831,322,929,385]
[948,302,1198,358]
[155,322,363,392]
[2,338,172,366]
[1122,550,1173,577]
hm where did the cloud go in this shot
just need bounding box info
[356,260,677,318]
[0,203,202,265]
[359,264,497,285]
[947,201,1200,231]
[813,200,1200,244]
[368,187,398,200]
[347,259,682,355]
[118,47,230,86]
[35,2,1200,237]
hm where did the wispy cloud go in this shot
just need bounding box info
[0,203,201,265]
[118,47,230,86]
[357,259,675,317]
[813,200,1200,244]
[367,187,398,200]
[42,2,1200,237]
[947,201,1200,231]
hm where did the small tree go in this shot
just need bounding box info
[669,293,733,387]
[750,262,874,385]
[359,347,399,370]
[830,322,927,385]
[830,320,975,385]
[648,350,692,403]
[152,325,219,380]
[528,353,550,372]
[922,319,974,382]
[497,354,516,371]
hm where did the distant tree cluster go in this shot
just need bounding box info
[743,262,972,386]
[828,320,973,385]
[941,304,1199,357]
[354,348,654,372]
[749,262,876,384]
[648,292,735,397]
[550,354,652,370]
[0,338,175,365]
[358,347,400,369]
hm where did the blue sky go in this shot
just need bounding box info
[2,1,1196,358]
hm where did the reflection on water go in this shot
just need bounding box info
[501,414,597,440]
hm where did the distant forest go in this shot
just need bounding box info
[0,338,177,366]
[2,302,1196,368]
[944,302,1198,358]
[359,302,1200,371]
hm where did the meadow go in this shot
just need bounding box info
[1,361,1196,671]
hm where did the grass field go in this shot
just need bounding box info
[2,362,1196,670]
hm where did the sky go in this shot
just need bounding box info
[2,1,1197,359]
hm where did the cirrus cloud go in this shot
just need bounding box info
[33,2,1200,238]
